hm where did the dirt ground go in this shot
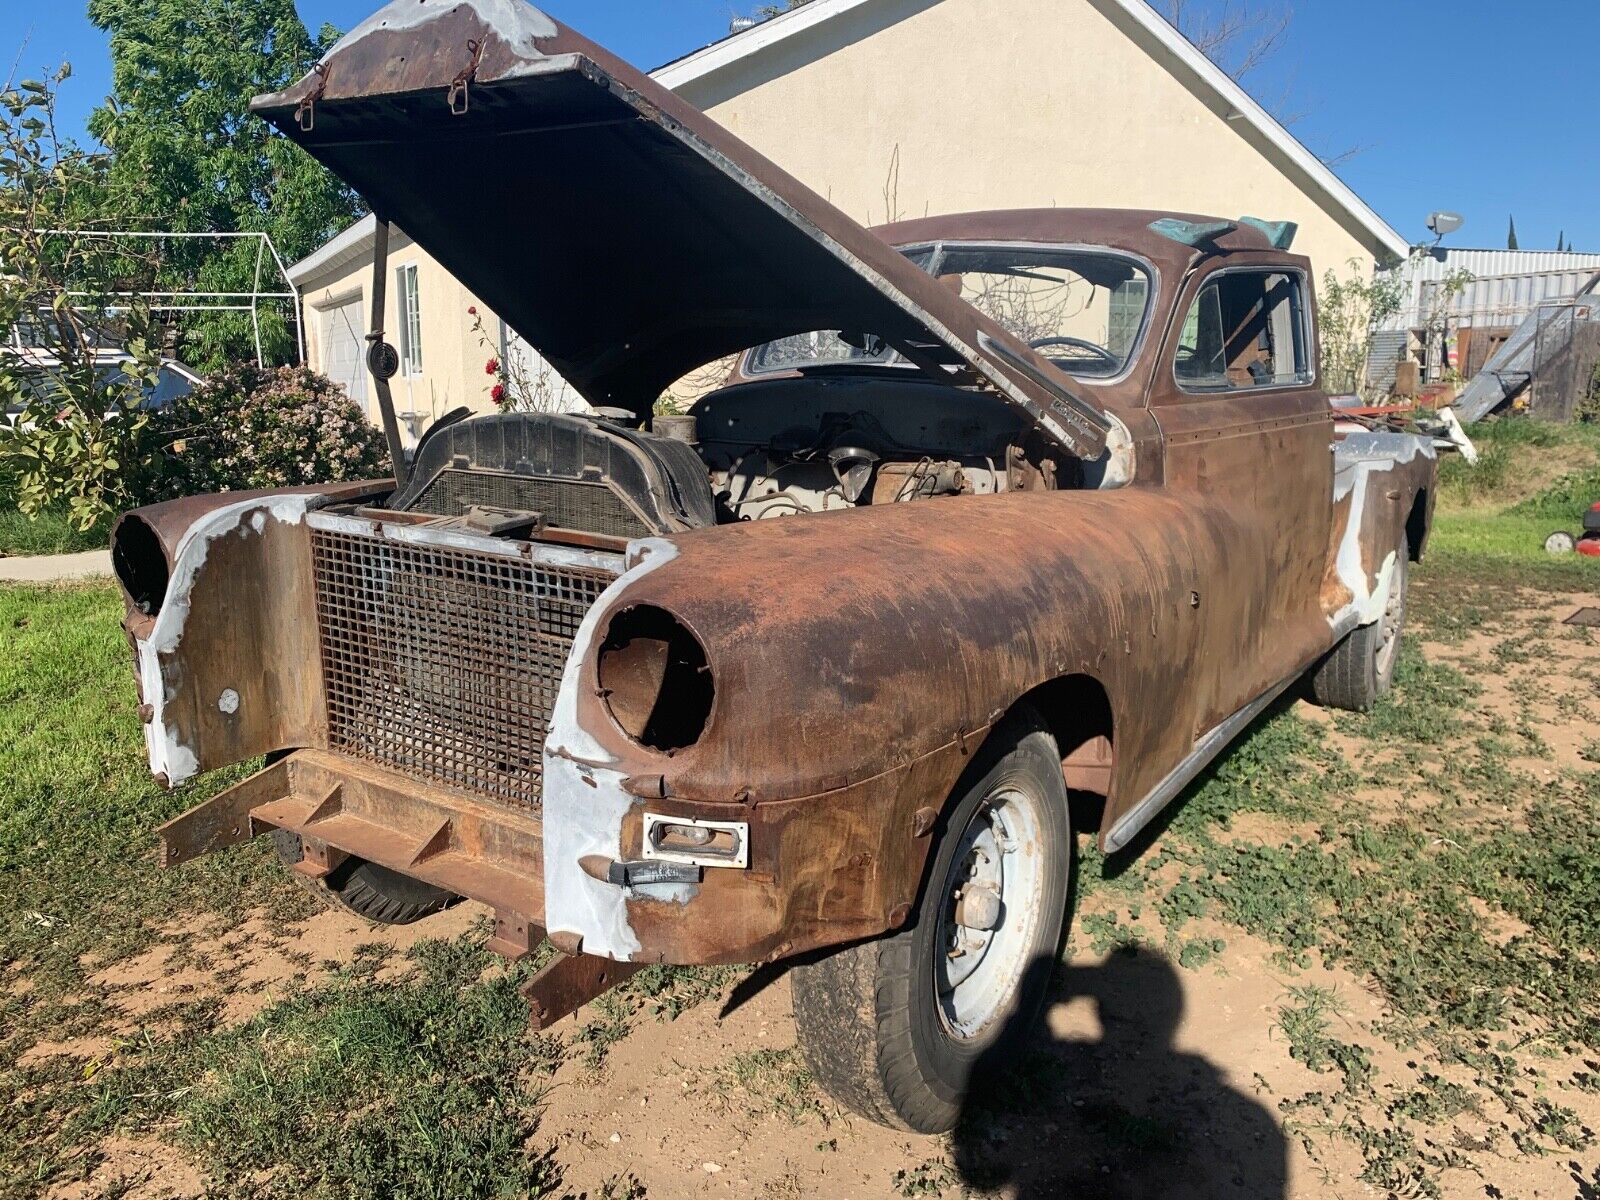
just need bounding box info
[12,590,1600,1200]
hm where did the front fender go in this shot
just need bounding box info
[541,489,1250,960]
[111,481,390,785]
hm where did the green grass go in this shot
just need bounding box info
[0,507,108,557]
[7,938,568,1199]
[0,583,750,1195]
[1431,417,1600,570]
[0,585,293,998]
[1065,433,1600,1194]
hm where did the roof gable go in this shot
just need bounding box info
[653,0,1408,262]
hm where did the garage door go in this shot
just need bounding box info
[319,296,368,407]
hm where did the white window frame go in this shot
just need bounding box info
[395,261,423,377]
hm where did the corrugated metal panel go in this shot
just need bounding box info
[1377,248,1600,331]
[1418,248,1600,278]
[1421,269,1600,329]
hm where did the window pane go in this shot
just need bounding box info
[743,245,1153,379]
[396,265,423,375]
[1176,272,1308,393]
[1175,284,1227,388]
[934,246,1152,378]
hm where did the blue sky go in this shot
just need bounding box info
[5,0,1597,253]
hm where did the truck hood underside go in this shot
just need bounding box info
[252,0,1109,457]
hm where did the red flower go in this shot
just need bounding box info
[485,357,499,375]
[467,305,478,316]
[491,383,505,404]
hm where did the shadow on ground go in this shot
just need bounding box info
[952,949,1287,1200]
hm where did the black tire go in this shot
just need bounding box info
[1311,541,1409,712]
[791,709,1073,1133]
[270,829,459,926]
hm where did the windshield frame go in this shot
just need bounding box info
[741,240,1161,387]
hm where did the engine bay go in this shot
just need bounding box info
[367,377,1082,546]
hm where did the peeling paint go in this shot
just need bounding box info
[542,538,683,961]
[329,0,558,61]
[217,688,240,715]
[137,494,320,786]
[1326,433,1433,634]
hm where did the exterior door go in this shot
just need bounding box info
[319,295,368,410]
[1151,260,1336,733]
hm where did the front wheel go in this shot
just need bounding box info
[791,711,1072,1133]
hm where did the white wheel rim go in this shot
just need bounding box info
[933,785,1048,1043]
[1375,558,1406,678]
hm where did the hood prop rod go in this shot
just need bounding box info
[365,215,410,489]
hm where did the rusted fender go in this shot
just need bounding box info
[110,481,390,786]
[542,484,1308,964]
[565,487,1253,818]
[1323,433,1437,634]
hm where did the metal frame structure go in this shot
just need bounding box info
[45,230,304,366]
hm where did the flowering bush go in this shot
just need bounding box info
[151,364,389,498]
[467,305,568,413]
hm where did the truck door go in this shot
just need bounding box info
[1150,261,1336,733]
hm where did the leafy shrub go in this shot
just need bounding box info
[0,66,171,531]
[152,364,389,498]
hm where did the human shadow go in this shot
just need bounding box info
[951,949,1288,1200]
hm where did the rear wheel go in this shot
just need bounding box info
[791,711,1072,1133]
[1311,540,1409,711]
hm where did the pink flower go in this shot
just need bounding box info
[485,358,499,376]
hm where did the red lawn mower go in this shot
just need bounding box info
[1546,503,1600,557]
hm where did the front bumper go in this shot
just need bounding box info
[158,740,966,968]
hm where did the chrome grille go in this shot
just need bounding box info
[408,469,651,538]
[312,527,614,811]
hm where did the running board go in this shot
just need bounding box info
[1104,676,1297,853]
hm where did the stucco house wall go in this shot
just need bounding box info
[296,225,501,442]
[671,0,1390,283]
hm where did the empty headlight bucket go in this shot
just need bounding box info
[596,605,714,751]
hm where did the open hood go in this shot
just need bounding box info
[253,0,1110,458]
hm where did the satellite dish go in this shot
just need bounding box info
[1427,211,1465,238]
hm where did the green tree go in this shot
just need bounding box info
[0,65,168,530]
[1507,215,1519,251]
[86,0,360,369]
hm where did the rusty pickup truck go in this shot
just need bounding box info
[112,0,1435,1133]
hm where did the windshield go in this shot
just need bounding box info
[745,243,1153,379]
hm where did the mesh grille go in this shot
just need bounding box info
[408,469,651,538]
[312,527,614,811]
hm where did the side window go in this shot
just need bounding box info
[1175,271,1309,393]
[396,263,423,376]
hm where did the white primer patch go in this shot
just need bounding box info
[136,494,320,785]
[1326,434,1434,634]
[542,538,685,961]
[330,0,557,61]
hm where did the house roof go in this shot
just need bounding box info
[290,0,1409,284]
[652,0,1410,262]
